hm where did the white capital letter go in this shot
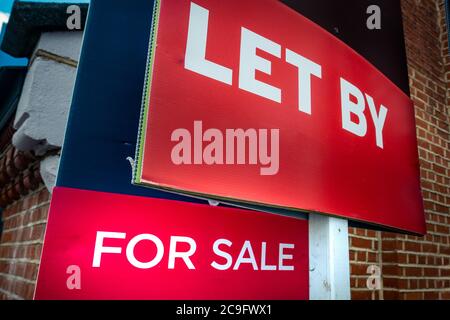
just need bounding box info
[279,243,295,271]
[233,240,258,270]
[92,231,126,267]
[285,49,322,115]
[340,78,367,138]
[126,234,164,269]
[168,236,197,269]
[365,94,388,149]
[211,239,233,270]
[239,27,281,103]
[185,2,232,85]
[261,242,277,271]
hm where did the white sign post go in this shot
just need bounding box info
[309,213,351,300]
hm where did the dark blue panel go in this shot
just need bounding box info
[57,0,204,203]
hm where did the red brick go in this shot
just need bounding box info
[351,237,373,249]
[402,292,423,300]
[383,290,400,300]
[405,267,423,277]
[424,267,439,277]
[349,251,355,261]
[409,279,419,289]
[441,292,450,300]
[24,264,38,281]
[383,265,400,276]
[29,224,45,241]
[382,239,401,251]
[23,282,35,300]
[351,290,373,300]
[37,189,50,204]
[367,252,377,263]
[440,245,450,255]
[405,241,421,252]
[382,252,398,263]
[351,263,369,275]
[440,268,450,277]
[422,243,438,253]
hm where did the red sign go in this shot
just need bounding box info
[34,187,309,299]
[134,0,425,234]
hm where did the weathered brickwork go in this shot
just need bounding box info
[0,183,49,300]
[350,0,450,300]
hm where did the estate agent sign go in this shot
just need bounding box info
[35,187,308,299]
[34,0,425,301]
[134,0,425,234]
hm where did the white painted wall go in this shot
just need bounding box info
[13,56,77,154]
[36,31,83,61]
[12,31,83,192]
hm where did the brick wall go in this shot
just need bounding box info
[0,186,49,300]
[350,0,450,300]
[0,139,50,300]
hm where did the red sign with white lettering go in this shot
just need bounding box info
[34,187,309,299]
[134,0,425,234]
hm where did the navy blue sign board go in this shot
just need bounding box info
[58,0,409,229]
[57,0,174,198]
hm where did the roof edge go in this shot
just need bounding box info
[1,1,88,58]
